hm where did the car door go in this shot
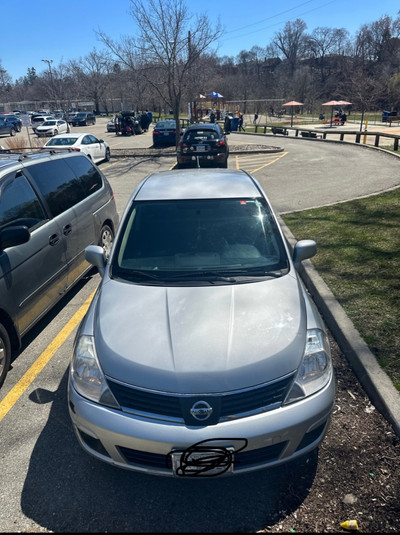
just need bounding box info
[0,170,68,336]
[82,134,103,163]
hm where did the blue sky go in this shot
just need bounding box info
[2,0,399,81]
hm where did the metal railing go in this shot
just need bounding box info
[251,124,400,151]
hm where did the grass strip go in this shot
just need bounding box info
[282,188,400,391]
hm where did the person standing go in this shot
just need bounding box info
[210,111,216,123]
[238,113,244,131]
[253,112,258,124]
[224,112,231,134]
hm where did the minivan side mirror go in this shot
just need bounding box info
[85,245,106,277]
[292,239,317,269]
[0,225,30,251]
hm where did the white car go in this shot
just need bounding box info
[43,133,111,164]
[35,119,69,137]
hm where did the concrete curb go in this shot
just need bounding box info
[278,215,400,438]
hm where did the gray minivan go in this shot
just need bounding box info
[0,150,119,387]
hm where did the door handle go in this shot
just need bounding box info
[63,224,72,236]
[49,233,60,246]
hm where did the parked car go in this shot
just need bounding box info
[68,168,335,477]
[31,115,54,133]
[0,114,22,132]
[67,112,79,124]
[71,112,96,127]
[0,117,17,137]
[0,150,119,388]
[177,123,229,168]
[114,113,142,135]
[35,119,69,137]
[106,117,116,132]
[152,119,182,146]
[43,133,110,164]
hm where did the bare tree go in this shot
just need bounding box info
[69,49,113,113]
[273,19,307,75]
[97,0,222,144]
[306,27,350,82]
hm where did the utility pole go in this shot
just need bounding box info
[42,59,55,109]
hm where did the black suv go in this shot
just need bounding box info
[177,123,229,168]
[0,114,22,133]
[71,112,96,126]
[0,117,17,137]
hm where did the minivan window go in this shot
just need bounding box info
[65,155,103,197]
[0,175,47,231]
[27,158,86,217]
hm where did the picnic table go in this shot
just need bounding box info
[323,117,346,126]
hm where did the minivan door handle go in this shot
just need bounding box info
[49,233,60,246]
[63,224,72,236]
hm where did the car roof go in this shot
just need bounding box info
[47,133,89,139]
[184,123,220,130]
[134,169,261,201]
[0,149,85,175]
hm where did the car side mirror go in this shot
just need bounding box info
[85,245,106,277]
[0,225,30,251]
[292,239,317,269]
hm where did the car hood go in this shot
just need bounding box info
[91,275,306,393]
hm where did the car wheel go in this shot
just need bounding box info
[10,128,15,137]
[99,224,114,259]
[220,159,228,168]
[0,323,11,389]
[54,129,58,136]
[104,147,111,162]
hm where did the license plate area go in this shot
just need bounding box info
[195,145,207,152]
[171,447,235,477]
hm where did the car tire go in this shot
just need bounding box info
[220,160,228,168]
[99,224,114,259]
[0,322,11,389]
[10,128,15,137]
[54,129,58,136]
[104,147,111,162]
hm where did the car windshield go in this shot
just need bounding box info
[46,137,78,146]
[156,121,176,128]
[111,198,289,284]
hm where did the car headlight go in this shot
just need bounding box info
[284,329,332,404]
[70,335,120,408]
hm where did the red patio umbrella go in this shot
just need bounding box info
[283,101,304,127]
[322,100,351,126]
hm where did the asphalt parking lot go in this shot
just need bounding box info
[0,119,399,532]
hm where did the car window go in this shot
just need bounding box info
[88,135,98,143]
[26,159,86,217]
[46,137,78,146]
[185,129,217,142]
[113,198,287,277]
[65,156,103,197]
[82,136,92,145]
[0,175,47,232]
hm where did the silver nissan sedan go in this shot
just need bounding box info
[68,168,335,477]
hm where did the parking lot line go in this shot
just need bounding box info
[0,290,96,422]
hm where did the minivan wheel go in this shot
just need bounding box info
[0,323,11,389]
[99,224,114,259]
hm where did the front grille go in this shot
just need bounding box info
[107,373,294,423]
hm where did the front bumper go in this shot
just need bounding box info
[68,376,335,477]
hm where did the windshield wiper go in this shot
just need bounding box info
[163,270,236,282]
[116,269,161,280]
[224,268,287,278]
